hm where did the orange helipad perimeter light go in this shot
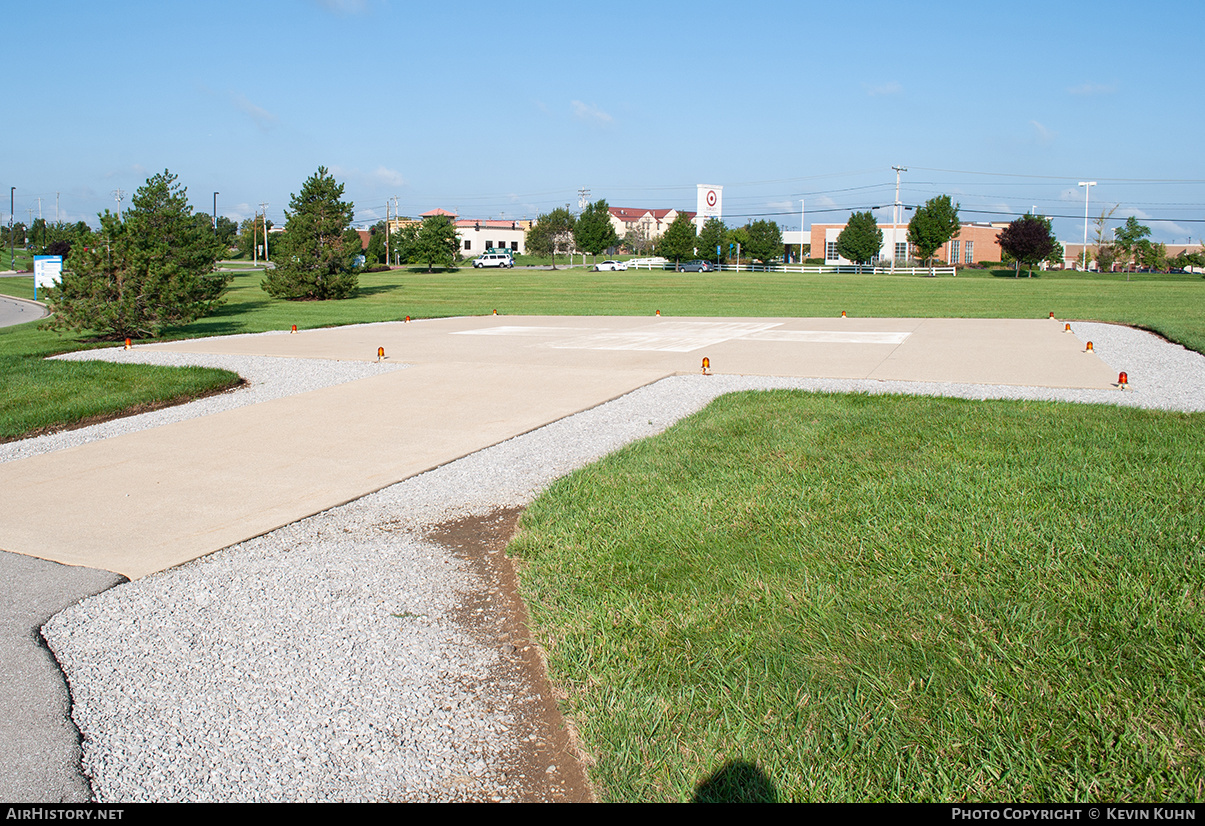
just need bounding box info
[405,316,410,323]
[492,309,497,315]
[1086,341,1094,352]
[841,310,847,318]
[1050,312,1055,318]
[1118,371,1128,388]
[656,309,660,316]
[377,347,385,361]
[291,324,297,333]
[701,357,711,375]
[1065,323,1071,332]
[124,338,131,350]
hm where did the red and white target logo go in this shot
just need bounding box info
[706,190,717,208]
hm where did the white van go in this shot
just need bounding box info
[473,252,514,269]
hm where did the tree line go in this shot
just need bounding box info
[525,200,788,271]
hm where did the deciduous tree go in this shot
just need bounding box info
[1114,216,1151,272]
[237,215,273,260]
[996,214,1055,277]
[43,170,227,339]
[907,195,960,265]
[744,219,783,265]
[525,207,575,269]
[656,214,697,270]
[697,218,727,265]
[412,215,459,272]
[262,166,359,300]
[1091,206,1119,272]
[836,211,882,271]
[215,216,239,249]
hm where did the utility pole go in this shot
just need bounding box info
[213,192,219,236]
[892,166,907,269]
[578,188,589,212]
[112,189,126,219]
[1078,181,1096,271]
[56,192,60,224]
[9,187,14,271]
[259,202,269,262]
[800,200,806,263]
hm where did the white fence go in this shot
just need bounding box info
[626,257,958,276]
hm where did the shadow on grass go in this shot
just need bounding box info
[355,283,404,297]
[991,269,1042,278]
[692,760,779,803]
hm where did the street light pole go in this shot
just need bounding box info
[9,187,14,271]
[1078,181,1096,271]
[213,192,219,237]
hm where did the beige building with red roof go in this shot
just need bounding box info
[386,209,531,256]
[608,207,697,245]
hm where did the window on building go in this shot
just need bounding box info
[895,242,908,261]
[951,240,961,264]
[464,240,471,251]
[511,241,518,251]
[965,241,974,264]
[826,241,838,260]
[485,240,492,250]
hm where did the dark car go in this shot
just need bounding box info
[678,260,713,272]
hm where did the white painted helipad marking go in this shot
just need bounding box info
[550,321,783,352]
[453,325,591,337]
[451,321,911,352]
[743,330,911,345]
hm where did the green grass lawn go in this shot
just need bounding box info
[509,391,1205,802]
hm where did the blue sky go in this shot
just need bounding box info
[6,0,1203,244]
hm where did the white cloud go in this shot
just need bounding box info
[865,81,903,97]
[1030,120,1056,144]
[372,166,406,187]
[231,93,278,131]
[104,164,147,180]
[571,100,613,124]
[1068,83,1115,96]
[227,203,255,222]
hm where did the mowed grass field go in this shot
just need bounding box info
[2,266,1203,802]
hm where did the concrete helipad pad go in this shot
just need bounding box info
[0,316,1116,578]
[141,315,1116,387]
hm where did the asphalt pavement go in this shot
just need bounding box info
[0,293,47,328]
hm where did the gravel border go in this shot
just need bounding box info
[34,321,1205,801]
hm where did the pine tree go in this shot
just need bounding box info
[572,200,619,265]
[44,170,227,339]
[262,167,359,300]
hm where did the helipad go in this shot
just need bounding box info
[0,316,1115,578]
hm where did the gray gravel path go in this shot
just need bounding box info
[28,321,1205,801]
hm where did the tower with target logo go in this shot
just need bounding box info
[695,184,723,233]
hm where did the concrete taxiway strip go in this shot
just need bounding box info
[0,316,1116,579]
[0,361,665,579]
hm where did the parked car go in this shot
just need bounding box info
[473,252,513,269]
[593,260,628,271]
[678,260,713,272]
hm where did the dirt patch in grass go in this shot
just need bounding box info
[425,507,594,803]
